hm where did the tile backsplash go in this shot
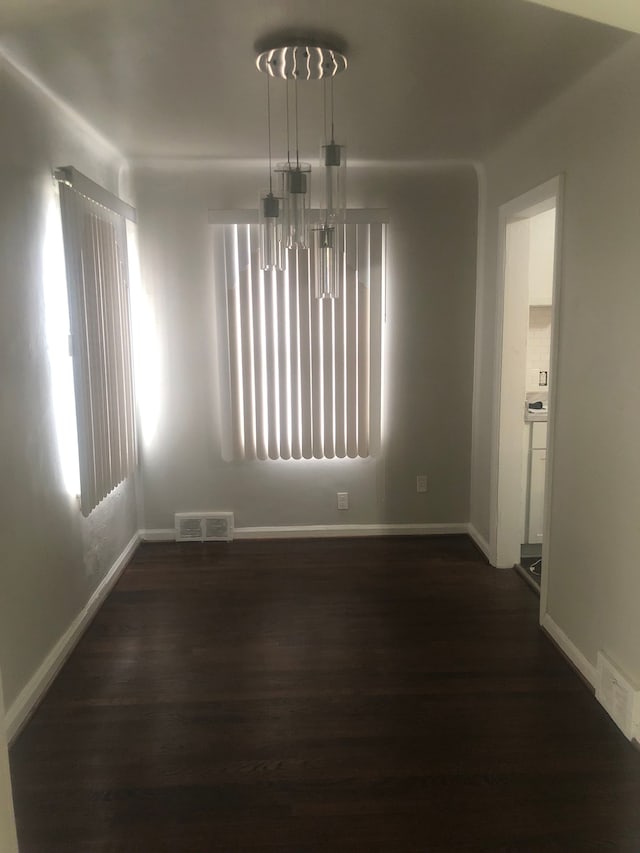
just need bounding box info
[526,306,552,392]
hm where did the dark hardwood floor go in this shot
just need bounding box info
[9,536,640,852]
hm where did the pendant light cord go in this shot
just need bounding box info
[323,77,329,143]
[295,76,300,168]
[266,73,273,193]
[286,78,291,166]
[330,73,335,143]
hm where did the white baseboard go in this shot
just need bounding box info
[540,612,597,689]
[235,523,468,539]
[466,523,491,561]
[141,523,468,541]
[5,531,140,743]
[139,528,175,541]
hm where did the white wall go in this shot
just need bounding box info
[526,307,552,393]
[0,55,139,723]
[522,0,640,34]
[471,38,640,682]
[131,162,478,531]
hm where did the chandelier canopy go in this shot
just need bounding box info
[256,45,347,80]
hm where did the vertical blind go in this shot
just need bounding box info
[215,218,386,460]
[59,182,137,515]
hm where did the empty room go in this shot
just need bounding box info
[2,1,640,849]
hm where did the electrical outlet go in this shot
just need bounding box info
[416,474,428,493]
[337,492,349,510]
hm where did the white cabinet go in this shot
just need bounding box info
[527,448,546,543]
[528,208,555,306]
[523,421,547,544]
[529,266,553,306]
[531,421,547,448]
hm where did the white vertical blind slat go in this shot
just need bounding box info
[345,224,359,458]
[95,216,113,492]
[224,225,245,459]
[334,227,347,458]
[368,223,384,456]
[289,250,303,460]
[251,229,269,460]
[120,220,138,475]
[241,226,259,459]
[264,267,280,460]
[215,227,234,461]
[297,250,314,459]
[102,219,121,487]
[86,215,107,503]
[276,264,291,460]
[310,253,324,459]
[357,224,371,458]
[321,298,335,458]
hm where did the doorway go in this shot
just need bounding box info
[490,177,563,607]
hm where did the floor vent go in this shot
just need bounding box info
[175,512,234,542]
[596,651,639,740]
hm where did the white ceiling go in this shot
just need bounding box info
[0,0,634,162]
[524,0,640,33]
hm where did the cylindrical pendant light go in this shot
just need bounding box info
[259,190,283,271]
[314,223,341,299]
[259,70,284,271]
[321,140,346,225]
[277,162,311,250]
[316,76,346,298]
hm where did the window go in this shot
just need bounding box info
[212,212,386,461]
[57,168,137,515]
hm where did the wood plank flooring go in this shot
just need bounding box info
[9,536,640,852]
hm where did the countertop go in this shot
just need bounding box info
[524,406,548,423]
[525,393,548,423]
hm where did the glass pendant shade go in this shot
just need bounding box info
[321,141,346,231]
[259,190,284,271]
[277,163,311,250]
[316,141,345,298]
[314,224,341,299]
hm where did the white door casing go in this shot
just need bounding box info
[490,175,563,626]
[0,669,19,853]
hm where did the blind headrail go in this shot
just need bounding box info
[208,208,389,225]
[54,167,137,223]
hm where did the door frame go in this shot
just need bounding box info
[489,175,564,615]
[0,668,19,853]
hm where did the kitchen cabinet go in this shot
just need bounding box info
[523,421,547,544]
[527,448,546,542]
[529,269,553,306]
[528,208,555,306]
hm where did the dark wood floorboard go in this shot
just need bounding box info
[9,535,640,852]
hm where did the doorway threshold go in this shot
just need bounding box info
[514,560,541,595]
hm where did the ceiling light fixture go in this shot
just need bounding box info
[256,42,348,297]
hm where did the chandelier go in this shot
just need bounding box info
[256,43,348,299]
